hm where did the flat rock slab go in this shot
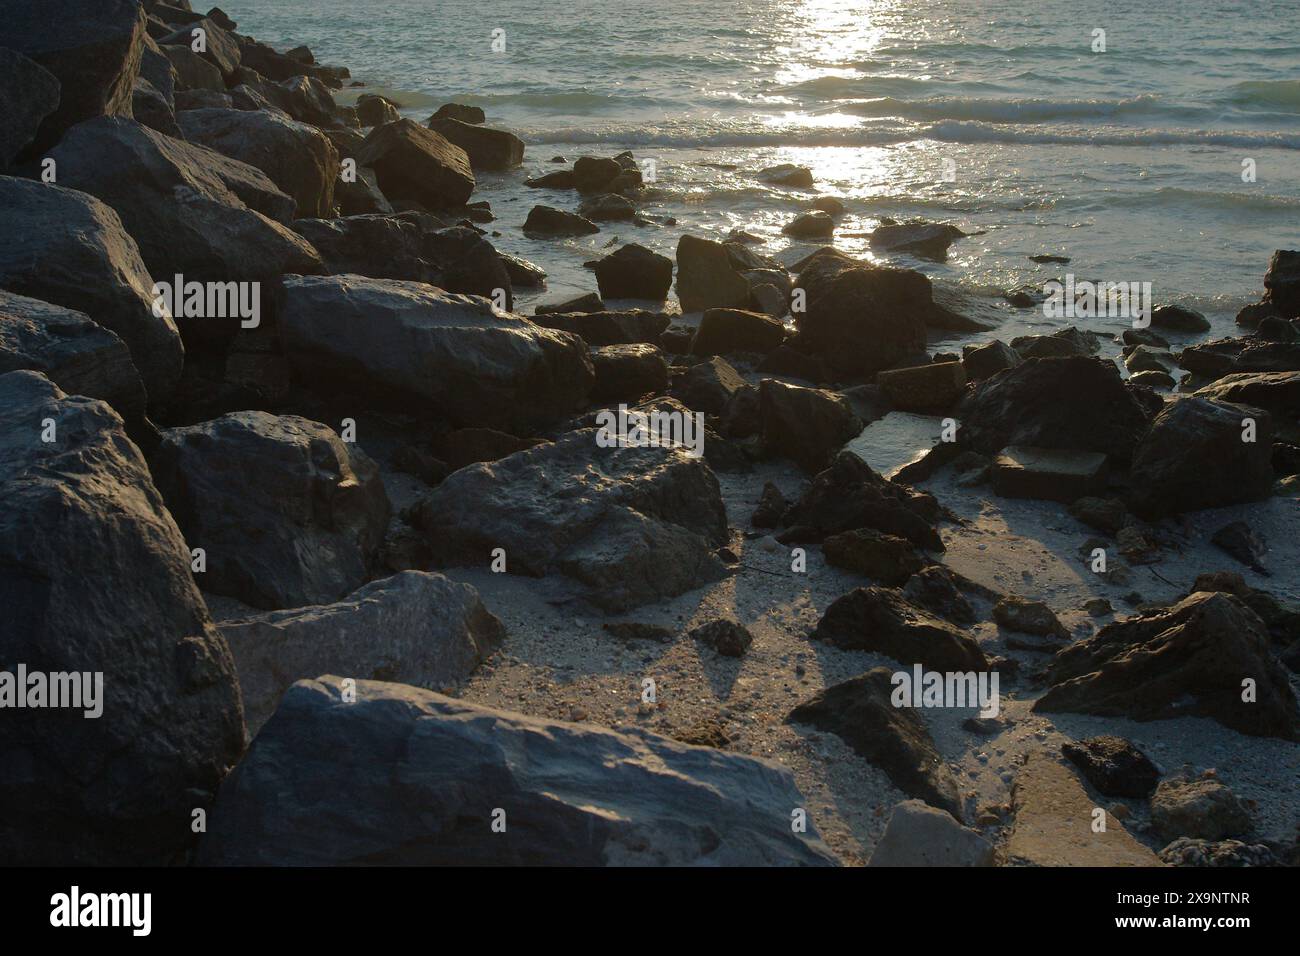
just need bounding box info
[992,445,1107,503]
[1006,755,1162,867]
[868,799,993,866]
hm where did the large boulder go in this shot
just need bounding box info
[1178,336,1300,381]
[176,107,340,218]
[1194,371,1300,427]
[220,571,504,734]
[132,75,180,136]
[0,370,244,865]
[759,379,862,473]
[1262,249,1300,319]
[0,47,61,166]
[1127,397,1275,519]
[427,117,524,170]
[46,117,323,283]
[277,275,593,432]
[150,411,392,610]
[675,235,751,312]
[157,17,240,80]
[0,175,183,402]
[410,429,729,612]
[354,119,475,210]
[590,343,669,401]
[0,0,147,156]
[811,587,988,672]
[532,309,670,346]
[199,675,837,865]
[691,308,786,356]
[1034,591,1299,740]
[523,205,599,237]
[290,214,434,282]
[594,244,673,301]
[162,43,224,92]
[240,75,340,129]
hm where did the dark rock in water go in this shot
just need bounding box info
[158,17,241,80]
[670,355,746,415]
[1124,344,1173,374]
[177,107,340,218]
[759,379,862,473]
[1127,397,1274,519]
[955,357,1154,465]
[751,481,788,528]
[1151,777,1252,842]
[1034,591,1299,739]
[1159,837,1278,867]
[0,175,184,403]
[870,221,965,260]
[877,361,967,412]
[279,275,593,432]
[410,430,729,612]
[1261,249,1300,319]
[573,155,622,194]
[811,196,846,216]
[1151,303,1211,333]
[961,339,1021,381]
[1211,521,1268,573]
[46,117,323,283]
[151,411,391,610]
[757,342,832,383]
[594,243,673,300]
[0,49,60,165]
[131,76,180,136]
[1273,441,1300,476]
[811,587,988,672]
[525,169,577,189]
[691,308,786,356]
[1123,327,1170,348]
[0,370,244,865]
[200,675,836,865]
[578,192,636,221]
[902,566,976,624]
[354,93,400,126]
[1,0,147,157]
[675,235,752,312]
[1011,326,1099,359]
[428,117,524,171]
[1029,254,1070,264]
[1256,315,1299,342]
[0,290,148,433]
[524,204,600,237]
[993,595,1068,639]
[535,291,606,315]
[759,163,813,188]
[534,309,669,347]
[1178,336,1300,381]
[690,618,753,657]
[782,451,943,551]
[590,343,668,402]
[420,223,515,308]
[788,667,964,818]
[220,571,503,734]
[429,102,485,125]
[1061,735,1160,797]
[991,445,1108,504]
[1130,369,1175,389]
[500,252,546,288]
[782,211,835,239]
[822,528,927,585]
[355,119,475,210]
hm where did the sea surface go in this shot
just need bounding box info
[223,0,1300,344]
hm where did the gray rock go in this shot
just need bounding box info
[1151,777,1252,842]
[578,192,636,221]
[355,119,474,210]
[691,308,786,356]
[158,17,240,79]
[151,411,391,610]
[870,221,965,259]
[590,343,668,402]
[675,234,751,312]
[523,204,599,237]
[759,378,862,473]
[0,370,244,864]
[670,355,747,415]
[0,47,61,166]
[962,339,1021,381]
[199,675,837,865]
[811,587,988,672]
[161,42,224,92]
[993,595,1069,639]
[336,165,393,216]
[427,117,524,170]
[220,571,503,734]
[533,309,669,346]
[868,800,993,866]
[594,243,673,300]
[131,76,180,136]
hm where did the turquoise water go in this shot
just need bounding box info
[223,0,1300,338]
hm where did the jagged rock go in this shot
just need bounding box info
[353,93,400,126]
[1158,837,1278,867]
[278,275,592,432]
[46,117,322,283]
[675,235,751,312]
[429,102,485,125]
[578,192,635,221]
[690,618,753,657]
[822,528,927,585]
[868,800,993,866]
[409,430,729,612]
[1178,336,1300,381]
[1260,249,1300,319]
[594,244,673,300]
[993,595,1068,639]
[0,47,60,167]
[1188,571,1300,645]
[501,253,547,288]
[1211,521,1268,573]
[131,76,180,136]
[751,481,787,528]
[199,676,836,865]
[1130,369,1175,389]
[1124,344,1173,374]
[590,343,668,401]
[902,566,976,624]
[240,74,340,128]
[427,117,524,170]
[788,667,963,817]
[811,587,988,671]
[961,340,1021,381]
[523,205,599,237]
[162,43,224,91]
[1128,397,1274,519]
[533,309,669,346]
[760,379,861,473]
[0,175,183,402]
[158,17,240,79]
[670,356,746,415]
[290,213,433,281]
[1034,591,1299,739]
[691,308,785,356]
[420,224,515,307]
[877,361,966,412]
[870,221,964,260]
[536,292,605,315]
[175,87,231,110]
[1151,777,1252,842]
[573,155,622,193]
[220,571,503,734]
[0,370,244,865]
[991,446,1108,503]
[1061,736,1160,797]
[151,411,391,610]
[354,119,474,210]
[1195,371,1300,434]
[1011,327,1099,359]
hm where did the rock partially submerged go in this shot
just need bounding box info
[354,118,475,210]
[200,676,836,865]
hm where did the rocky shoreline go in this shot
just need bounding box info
[2,0,1298,867]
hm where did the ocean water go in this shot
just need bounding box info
[223,0,1300,345]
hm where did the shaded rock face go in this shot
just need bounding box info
[410,429,729,612]
[1,0,147,157]
[1127,397,1275,519]
[430,103,485,125]
[1178,336,1300,381]
[221,571,504,734]
[532,309,670,346]
[427,117,524,170]
[0,370,244,865]
[151,411,392,611]
[0,290,148,430]
[1262,249,1300,319]
[955,356,1154,465]
[46,117,323,283]
[902,566,976,624]
[523,205,599,237]
[0,47,61,166]
[781,451,943,552]
[0,175,183,403]
[675,234,751,312]
[590,343,668,402]
[811,587,988,673]
[788,667,964,819]
[822,528,927,585]
[132,76,180,136]
[176,107,340,218]
[671,356,746,416]
[290,214,434,282]
[355,93,400,126]
[870,221,965,260]
[1061,735,1160,798]
[1151,778,1253,842]
[1035,591,1299,740]
[277,275,593,432]
[163,43,224,92]
[962,339,1021,382]
[1194,370,1300,429]
[594,244,673,301]
[691,308,786,356]
[200,676,837,866]
[759,379,862,473]
[868,800,993,867]
[354,119,475,210]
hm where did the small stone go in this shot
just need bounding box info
[689,618,754,657]
[993,595,1068,639]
